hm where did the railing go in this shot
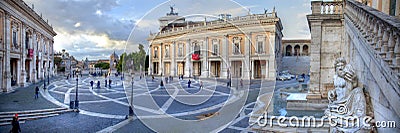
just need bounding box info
[311,1,344,15]
[345,0,400,76]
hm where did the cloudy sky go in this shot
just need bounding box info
[25,0,312,60]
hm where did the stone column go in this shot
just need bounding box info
[268,33,276,80]
[184,39,191,77]
[171,42,176,77]
[200,37,209,78]
[159,45,162,76]
[2,12,12,92]
[148,45,153,75]
[251,60,254,79]
[20,24,26,86]
[307,20,323,99]
[32,33,37,82]
[221,35,229,79]
[243,33,251,79]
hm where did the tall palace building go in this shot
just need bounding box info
[0,0,56,92]
[148,8,283,80]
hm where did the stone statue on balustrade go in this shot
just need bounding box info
[325,58,372,133]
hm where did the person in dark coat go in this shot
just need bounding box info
[10,114,21,133]
[90,81,94,89]
[188,79,191,88]
[109,79,112,88]
[105,79,108,87]
[35,86,39,99]
[97,81,100,89]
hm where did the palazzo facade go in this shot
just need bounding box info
[149,9,283,80]
[0,0,56,92]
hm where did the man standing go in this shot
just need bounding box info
[35,86,39,99]
[105,79,108,87]
[90,81,94,89]
[188,79,191,88]
[109,79,112,88]
[10,114,21,133]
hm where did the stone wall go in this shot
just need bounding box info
[345,17,400,133]
[280,56,310,75]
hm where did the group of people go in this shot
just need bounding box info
[89,79,113,89]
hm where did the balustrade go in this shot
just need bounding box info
[345,0,400,75]
[311,1,343,15]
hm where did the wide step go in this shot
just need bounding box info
[0,108,73,126]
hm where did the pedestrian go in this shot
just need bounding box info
[109,79,112,88]
[35,86,39,99]
[165,77,168,83]
[152,76,154,81]
[90,81,94,89]
[188,79,191,88]
[240,79,243,87]
[105,79,108,87]
[67,75,69,80]
[227,79,231,87]
[10,114,21,133]
[140,75,142,80]
[97,81,100,89]
[200,81,203,89]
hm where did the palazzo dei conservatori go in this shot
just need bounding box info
[148,8,283,80]
[0,0,56,92]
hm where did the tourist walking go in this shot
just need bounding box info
[10,114,21,133]
[90,81,94,89]
[105,79,108,87]
[240,79,243,87]
[200,81,203,89]
[97,81,100,89]
[109,79,112,88]
[35,86,39,99]
[188,79,191,88]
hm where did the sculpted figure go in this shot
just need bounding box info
[325,58,371,133]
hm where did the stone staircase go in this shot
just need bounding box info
[0,108,73,126]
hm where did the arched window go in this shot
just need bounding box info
[303,45,309,56]
[294,45,300,56]
[285,45,292,56]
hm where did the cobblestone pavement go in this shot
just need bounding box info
[0,77,61,112]
[0,74,307,132]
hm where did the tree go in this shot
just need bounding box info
[95,62,110,69]
[116,53,126,72]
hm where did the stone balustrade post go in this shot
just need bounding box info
[381,27,389,58]
[395,35,400,68]
[387,30,395,64]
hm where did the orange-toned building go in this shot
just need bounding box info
[148,9,283,80]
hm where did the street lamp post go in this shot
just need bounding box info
[129,60,134,116]
[129,77,134,116]
[43,71,46,89]
[75,72,79,111]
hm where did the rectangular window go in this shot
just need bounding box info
[12,31,17,48]
[213,44,218,55]
[165,45,169,57]
[234,43,240,54]
[178,44,183,57]
[390,0,396,16]
[154,47,158,58]
[257,41,263,53]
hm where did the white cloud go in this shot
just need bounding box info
[95,10,102,16]
[74,22,81,27]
